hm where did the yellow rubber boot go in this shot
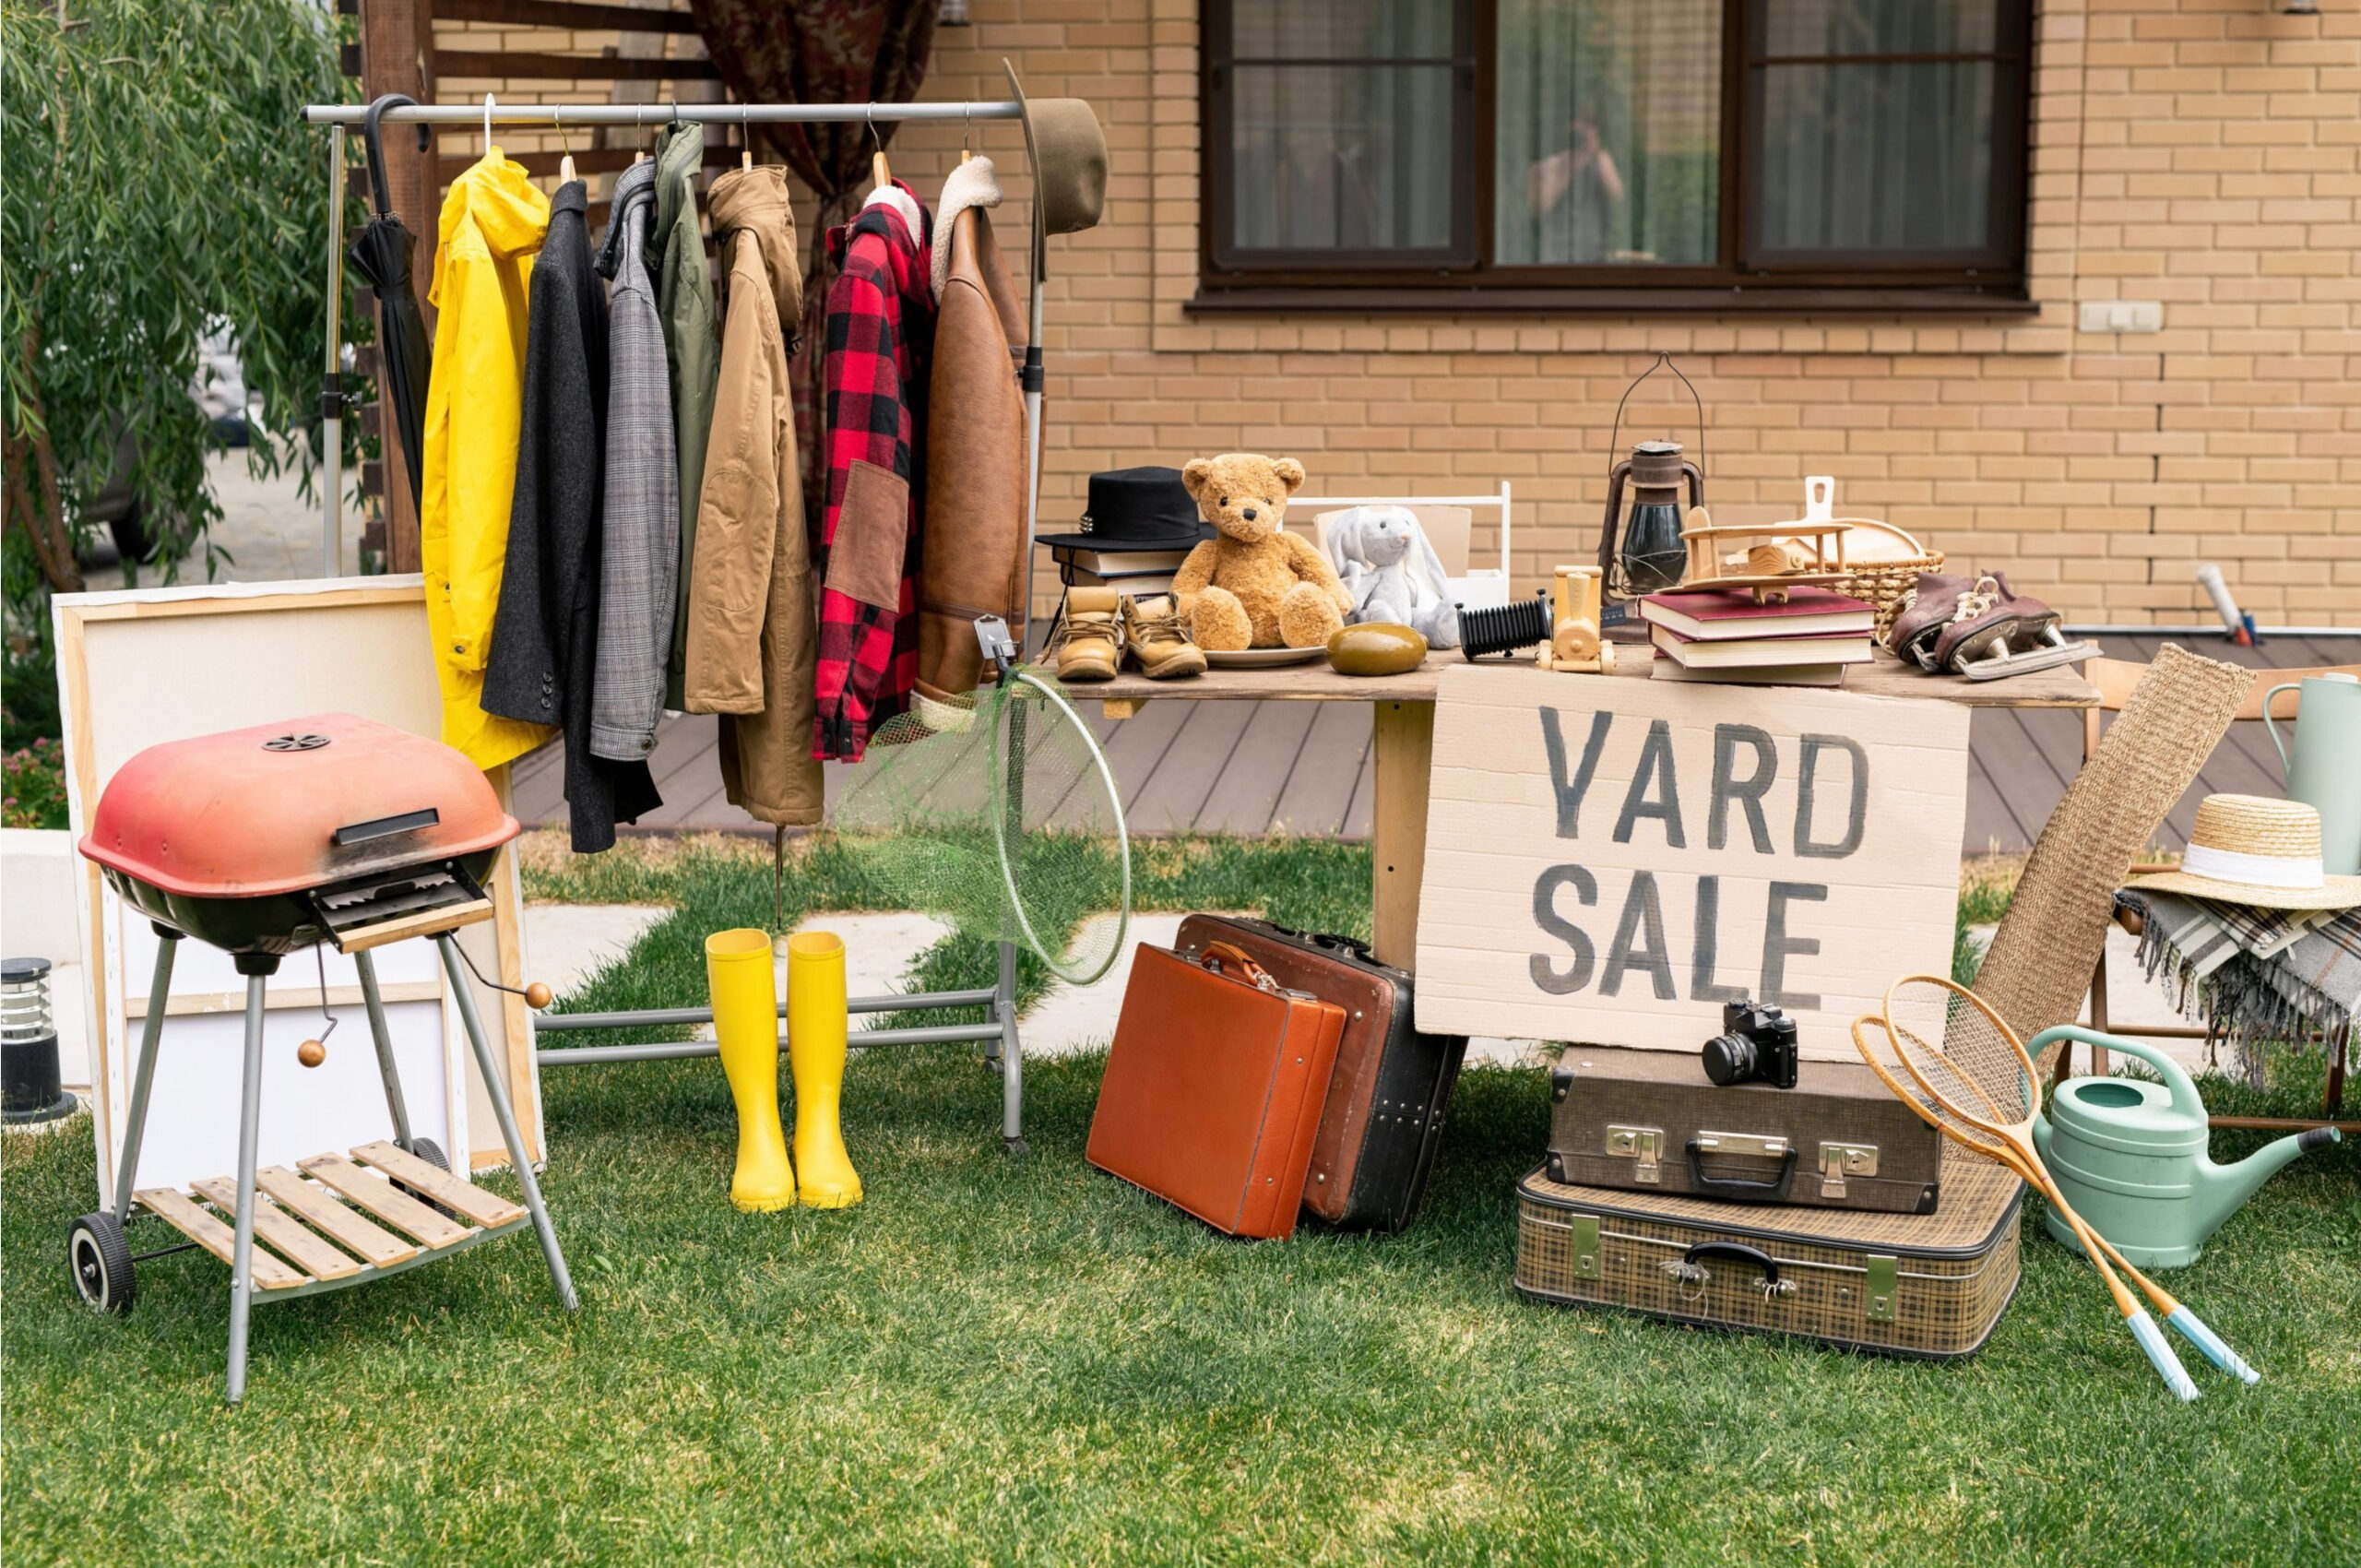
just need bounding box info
[706,928,795,1213]
[786,931,862,1208]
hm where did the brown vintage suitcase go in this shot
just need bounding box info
[1086,942,1346,1240]
[1174,916,1465,1232]
[1546,1046,1946,1214]
[1514,1149,2023,1359]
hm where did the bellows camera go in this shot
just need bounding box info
[1702,1000,1798,1089]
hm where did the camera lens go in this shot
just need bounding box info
[1702,1031,1756,1087]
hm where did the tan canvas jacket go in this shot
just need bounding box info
[683,166,823,826]
[919,157,1030,708]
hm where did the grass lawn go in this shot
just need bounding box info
[5,834,2355,1565]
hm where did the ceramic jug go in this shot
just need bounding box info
[2263,671,2361,876]
[2028,1027,2337,1268]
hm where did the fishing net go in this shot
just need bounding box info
[832,668,1131,985]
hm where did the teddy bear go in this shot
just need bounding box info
[1323,505,1463,650]
[1170,454,1351,652]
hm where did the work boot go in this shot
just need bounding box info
[1120,592,1206,679]
[1048,588,1121,682]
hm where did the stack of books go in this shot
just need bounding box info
[1639,587,1876,686]
[1050,543,1193,596]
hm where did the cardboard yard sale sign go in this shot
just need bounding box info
[1413,664,1971,1059]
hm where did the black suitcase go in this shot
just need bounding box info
[1174,916,1465,1231]
[1546,1046,1946,1215]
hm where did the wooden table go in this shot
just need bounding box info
[1089,647,2099,971]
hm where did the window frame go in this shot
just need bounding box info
[1200,0,1482,273]
[1195,0,2035,311]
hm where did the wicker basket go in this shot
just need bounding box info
[1784,517,1943,640]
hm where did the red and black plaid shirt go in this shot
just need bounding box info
[813,188,933,760]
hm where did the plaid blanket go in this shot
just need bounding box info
[2116,887,2360,1083]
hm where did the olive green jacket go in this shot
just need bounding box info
[653,120,718,708]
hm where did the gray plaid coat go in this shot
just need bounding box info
[590,160,679,762]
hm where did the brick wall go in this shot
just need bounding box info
[433,0,2359,626]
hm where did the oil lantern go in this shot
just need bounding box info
[1595,353,1706,600]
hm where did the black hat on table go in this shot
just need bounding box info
[1035,466,1213,552]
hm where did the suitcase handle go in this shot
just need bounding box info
[1684,1138,1798,1201]
[1256,920,1372,960]
[1198,942,1278,992]
[1682,1241,1783,1289]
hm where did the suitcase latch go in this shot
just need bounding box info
[1818,1141,1880,1200]
[1865,1253,1899,1323]
[1572,1214,1601,1279]
[1605,1124,1664,1182]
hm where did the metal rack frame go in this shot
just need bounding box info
[301,98,1050,1152]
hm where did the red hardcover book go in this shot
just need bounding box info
[1639,587,1875,641]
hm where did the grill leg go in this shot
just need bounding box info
[998,939,1025,1156]
[436,935,576,1312]
[224,969,268,1407]
[351,950,414,1149]
[111,931,180,1224]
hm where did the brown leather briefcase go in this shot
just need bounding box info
[1174,916,1465,1232]
[1086,941,1347,1240]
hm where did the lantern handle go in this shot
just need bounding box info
[1607,351,1705,480]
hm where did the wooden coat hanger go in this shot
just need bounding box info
[867,104,890,189]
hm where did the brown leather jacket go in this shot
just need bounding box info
[682,165,823,826]
[918,157,1030,709]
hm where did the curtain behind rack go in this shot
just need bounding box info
[688,0,938,530]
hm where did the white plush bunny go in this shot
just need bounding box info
[1323,506,1462,649]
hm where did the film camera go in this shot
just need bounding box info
[1701,1000,1798,1089]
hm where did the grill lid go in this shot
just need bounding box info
[79,712,520,898]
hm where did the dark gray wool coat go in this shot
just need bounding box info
[483,178,661,851]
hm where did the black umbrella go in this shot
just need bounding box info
[347,94,433,517]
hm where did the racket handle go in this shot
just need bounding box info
[2166,1306,2260,1385]
[2130,1311,2201,1403]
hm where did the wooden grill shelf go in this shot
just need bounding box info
[134,1144,529,1301]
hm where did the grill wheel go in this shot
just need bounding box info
[66,1212,136,1315]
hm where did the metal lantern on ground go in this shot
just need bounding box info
[2,957,77,1126]
[1596,352,1707,602]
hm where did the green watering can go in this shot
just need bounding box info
[2029,1027,2340,1269]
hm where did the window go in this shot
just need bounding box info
[1199,0,2031,309]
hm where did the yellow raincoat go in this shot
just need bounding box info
[422,151,555,770]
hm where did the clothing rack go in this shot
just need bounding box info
[301,99,1054,1153]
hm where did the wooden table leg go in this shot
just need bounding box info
[1371,700,1435,972]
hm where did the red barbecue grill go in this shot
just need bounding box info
[70,712,575,1406]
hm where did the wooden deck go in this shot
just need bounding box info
[512,632,2350,853]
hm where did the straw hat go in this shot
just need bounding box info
[2131,794,2361,910]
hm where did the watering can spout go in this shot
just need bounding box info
[2195,1127,2340,1241]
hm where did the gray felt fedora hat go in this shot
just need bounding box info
[1004,59,1107,274]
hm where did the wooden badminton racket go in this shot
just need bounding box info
[1850,981,2194,1401]
[1851,1011,2256,1390]
[1873,980,2257,1384]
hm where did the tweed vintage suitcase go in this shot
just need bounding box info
[1086,942,1346,1240]
[1175,916,1466,1232]
[1546,1046,1946,1215]
[1514,1150,2023,1359]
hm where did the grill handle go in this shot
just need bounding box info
[332,807,440,847]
